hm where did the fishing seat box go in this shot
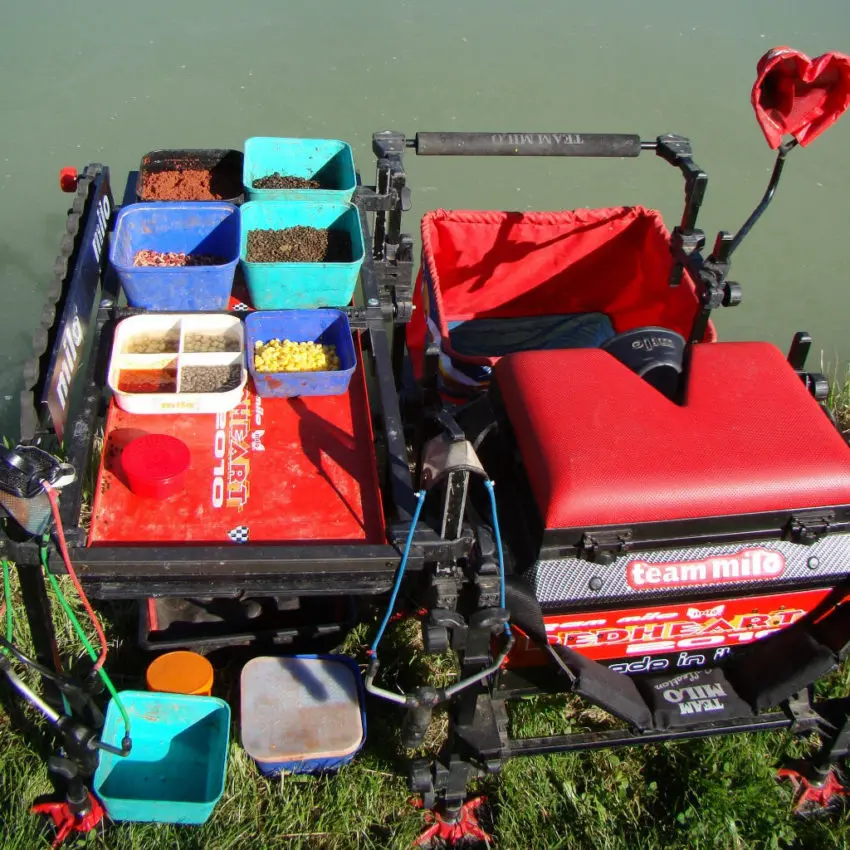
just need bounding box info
[489,341,850,615]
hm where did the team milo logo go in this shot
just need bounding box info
[627,547,786,590]
[91,194,111,260]
[658,673,728,715]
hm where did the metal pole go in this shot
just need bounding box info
[727,139,797,258]
[0,655,61,724]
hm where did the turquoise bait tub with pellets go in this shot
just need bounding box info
[243,137,357,203]
[239,200,365,310]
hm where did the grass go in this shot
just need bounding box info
[2,592,849,850]
[1,378,850,848]
[829,364,850,444]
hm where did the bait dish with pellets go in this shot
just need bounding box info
[108,313,247,413]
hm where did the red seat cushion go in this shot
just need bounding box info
[494,342,850,529]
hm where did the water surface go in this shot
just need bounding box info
[2,0,849,437]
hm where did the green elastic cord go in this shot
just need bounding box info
[40,543,131,738]
[2,558,13,645]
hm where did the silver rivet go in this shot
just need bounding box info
[589,577,603,591]
[807,557,820,570]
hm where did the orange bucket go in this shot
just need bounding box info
[146,651,214,697]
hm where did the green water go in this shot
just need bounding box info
[1,0,849,437]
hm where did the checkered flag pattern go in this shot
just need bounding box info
[227,525,250,544]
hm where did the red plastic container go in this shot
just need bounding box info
[121,434,191,499]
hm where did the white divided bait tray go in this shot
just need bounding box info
[107,313,247,414]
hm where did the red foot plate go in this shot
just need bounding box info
[778,766,850,816]
[88,340,385,546]
[415,797,492,847]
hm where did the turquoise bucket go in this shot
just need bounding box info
[240,201,364,310]
[243,137,357,203]
[93,691,230,825]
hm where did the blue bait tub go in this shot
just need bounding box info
[93,691,231,824]
[245,309,356,398]
[240,655,366,776]
[239,201,364,310]
[243,137,357,203]
[109,202,240,311]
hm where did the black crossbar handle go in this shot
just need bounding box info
[410,132,651,157]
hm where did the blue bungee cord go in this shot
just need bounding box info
[369,477,511,659]
[369,489,427,657]
[483,478,511,638]
[365,479,514,706]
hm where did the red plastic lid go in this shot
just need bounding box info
[121,434,191,498]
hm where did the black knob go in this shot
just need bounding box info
[240,599,263,619]
[403,703,433,749]
[47,756,78,781]
[66,781,90,814]
[807,373,830,402]
[424,625,449,655]
[723,281,743,307]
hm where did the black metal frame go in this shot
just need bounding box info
[408,574,850,815]
[1,129,788,580]
[4,130,850,821]
[370,131,850,813]
[0,163,458,601]
[407,692,850,816]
